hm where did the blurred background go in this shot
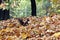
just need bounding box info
[0,0,60,19]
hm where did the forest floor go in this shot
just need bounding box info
[0,13,60,40]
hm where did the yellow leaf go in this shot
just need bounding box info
[7,37,12,40]
[0,35,2,39]
[40,22,45,25]
[52,0,58,4]
[52,32,60,38]
[5,28,11,32]
[21,32,28,39]
[46,25,50,29]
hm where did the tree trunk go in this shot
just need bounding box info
[0,9,4,20]
[3,9,10,20]
[31,0,36,16]
[0,0,2,4]
[0,0,10,20]
[0,9,10,20]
